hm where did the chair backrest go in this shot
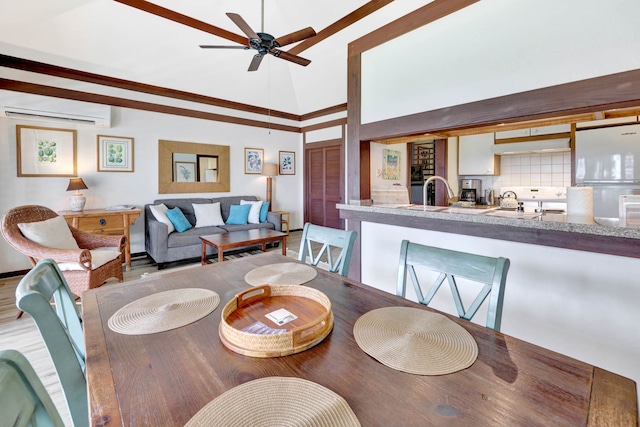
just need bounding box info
[16,259,88,427]
[297,223,357,277]
[0,349,66,427]
[397,240,510,331]
[1,205,60,265]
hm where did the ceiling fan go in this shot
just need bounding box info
[199,0,316,72]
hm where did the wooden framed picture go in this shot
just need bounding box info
[16,125,77,177]
[244,148,264,174]
[174,161,196,182]
[279,151,295,175]
[97,135,134,172]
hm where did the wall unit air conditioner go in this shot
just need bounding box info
[0,90,111,128]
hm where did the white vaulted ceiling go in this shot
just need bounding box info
[0,0,432,116]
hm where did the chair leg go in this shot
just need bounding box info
[16,310,24,319]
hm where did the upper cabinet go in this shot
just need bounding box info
[495,124,571,139]
[458,133,499,175]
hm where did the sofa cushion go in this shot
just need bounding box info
[214,196,258,222]
[221,222,275,232]
[154,198,210,227]
[167,226,226,248]
[241,200,263,224]
[260,201,270,222]
[149,203,175,234]
[58,249,121,271]
[165,207,192,232]
[18,216,80,250]
[193,202,225,227]
[226,204,251,225]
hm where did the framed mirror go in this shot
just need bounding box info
[159,139,230,194]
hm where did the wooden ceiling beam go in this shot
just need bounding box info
[0,78,301,133]
[288,0,395,56]
[0,54,298,120]
[113,0,247,45]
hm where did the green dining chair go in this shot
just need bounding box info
[16,259,88,427]
[0,349,65,427]
[298,223,357,277]
[397,240,510,331]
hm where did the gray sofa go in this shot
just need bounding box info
[145,196,281,269]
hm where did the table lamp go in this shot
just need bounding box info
[66,177,88,212]
[262,163,278,211]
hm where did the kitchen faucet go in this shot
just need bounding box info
[424,176,455,207]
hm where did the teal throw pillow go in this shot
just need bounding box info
[226,204,251,225]
[165,207,192,232]
[259,201,270,222]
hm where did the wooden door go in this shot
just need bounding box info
[305,141,344,228]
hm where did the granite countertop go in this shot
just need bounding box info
[337,203,640,240]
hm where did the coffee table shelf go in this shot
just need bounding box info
[200,229,287,264]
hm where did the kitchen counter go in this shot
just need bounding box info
[338,203,640,259]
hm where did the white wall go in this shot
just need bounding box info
[361,0,640,124]
[0,107,303,273]
[361,221,640,405]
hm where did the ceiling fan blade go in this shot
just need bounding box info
[271,50,311,67]
[248,54,264,72]
[226,13,260,40]
[274,27,317,48]
[200,45,248,49]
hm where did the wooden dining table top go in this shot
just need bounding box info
[83,252,638,426]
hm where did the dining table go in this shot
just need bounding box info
[83,252,638,426]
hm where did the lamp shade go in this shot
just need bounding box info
[66,178,88,192]
[263,163,279,177]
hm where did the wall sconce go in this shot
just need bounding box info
[66,177,88,212]
[262,163,279,211]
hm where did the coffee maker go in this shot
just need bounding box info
[460,179,481,205]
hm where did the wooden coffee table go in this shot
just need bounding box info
[200,229,287,265]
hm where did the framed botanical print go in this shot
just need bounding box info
[279,151,295,175]
[174,162,196,182]
[16,125,77,177]
[244,148,264,174]
[97,135,135,172]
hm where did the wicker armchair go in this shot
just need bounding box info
[1,205,125,297]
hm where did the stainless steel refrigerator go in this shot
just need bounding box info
[575,123,640,218]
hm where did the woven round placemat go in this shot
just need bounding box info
[108,288,220,335]
[353,306,478,375]
[185,377,360,427]
[244,262,318,286]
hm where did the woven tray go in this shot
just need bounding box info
[220,284,333,358]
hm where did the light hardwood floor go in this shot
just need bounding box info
[0,230,305,426]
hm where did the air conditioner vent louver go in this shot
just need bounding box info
[0,91,111,128]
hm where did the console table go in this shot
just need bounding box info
[59,208,141,271]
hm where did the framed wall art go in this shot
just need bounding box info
[97,135,134,172]
[382,148,400,180]
[279,151,295,175]
[174,162,196,182]
[16,125,77,177]
[244,148,264,174]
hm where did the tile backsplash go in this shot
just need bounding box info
[461,152,572,194]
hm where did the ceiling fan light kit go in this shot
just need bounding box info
[199,2,316,71]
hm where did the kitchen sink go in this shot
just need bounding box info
[440,207,496,215]
[396,205,447,212]
[484,210,541,219]
[594,217,620,227]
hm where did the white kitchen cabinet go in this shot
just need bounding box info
[495,128,530,139]
[458,133,499,175]
[495,124,571,139]
[529,124,571,135]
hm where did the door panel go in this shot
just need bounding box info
[305,142,344,228]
